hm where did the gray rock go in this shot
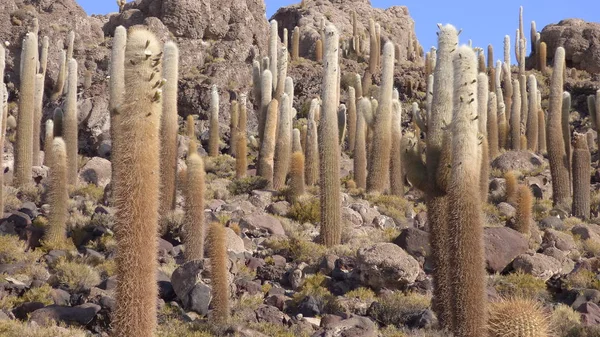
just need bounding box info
[393,228,431,270]
[240,214,285,236]
[255,304,284,324]
[512,253,567,281]
[491,150,544,174]
[311,315,377,337]
[171,260,212,315]
[356,243,420,290]
[484,227,528,273]
[266,201,290,217]
[78,157,112,188]
[298,295,321,317]
[572,224,600,241]
[30,303,101,326]
[497,202,516,219]
[543,228,578,252]
[541,19,600,73]
[540,216,566,230]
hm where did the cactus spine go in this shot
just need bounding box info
[112,28,162,337]
[257,99,279,188]
[488,298,550,337]
[511,79,521,150]
[366,41,394,193]
[236,94,248,179]
[448,46,486,337]
[319,25,341,247]
[208,222,230,322]
[64,58,78,185]
[269,20,278,91]
[184,151,205,261]
[159,41,179,213]
[547,47,570,207]
[273,94,292,190]
[109,26,126,187]
[44,138,69,248]
[515,184,533,235]
[572,133,590,219]
[14,33,38,187]
[526,75,538,152]
[258,70,273,140]
[390,97,403,196]
[488,92,499,159]
[305,99,319,186]
[347,86,357,153]
[208,85,219,156]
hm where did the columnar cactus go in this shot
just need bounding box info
[520,74,528,141]
[319,24,341,247]
[52,49,66,101]
[497,86,508,150]
[305,99,319,186]
[315,39,323,62]
[258,70,273,140]
[292,27,300,61]
[511,79,521,150]
[448,45,486,337]
[273,94,292,190]
[478,73,489,200]
[208,222,230,322]
[66,30,75,61]
[184,150,205,261]
[337,104,347,146]
[44,119,53,167]
[505,171,518,205]
[290,150,305,202]
[539,42,547,73]
[109,26,126,174]
[502,63,513,129]
[208,85,219,156]
[229,100,239,157]
[596,90,600,154]
[44,138,69,249]
[487,92,499,159]
[526,75,538,152]
[32,73,44,166]
[487,44,494,70]
[547,48,570,207]
[572,133,590,219]
[538,90,547,154]
[236,94,248,179]
[112,28,162,337]
[64,58,78,185]
[274,47,288,101]
[159,41,179,213]
[562,92,572,180]
[354,98,369,190]
[390,97,403,196]
[367,41,394,193]
[515,184,533,235]
[252,60,261,107]
[368,19,377,73]
[257,99,279,188]
[14,33,38,187]
[504,35,510,66]
[0,47,4,213]
[588,95,596,131]
[269,20,278,91]
[347,86,357,153]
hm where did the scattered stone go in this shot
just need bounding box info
[30,303,101,326]
[240,214,285,236]
[483,227,529,273]
[512,253,566,281]
[356,243,420,290]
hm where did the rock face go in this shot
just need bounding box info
[540,19,600,74]
[272,0,422,63]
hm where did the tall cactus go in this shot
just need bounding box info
[64,59,78,185]
[291,27,300,61]
[257,99,279,188]
[562,92,572,182]
[487,92,499,159]
[319,24,341,247]
[367,41,394,193]
[44,120,54,167]
[539,42,547,73]
[305,99,319,186]
[368,19,377,73]
[273,94,292,190]
[478,73,489,201]
[159,41,179,213]
[252,60,261,107]
[290,149,305,202]
[208,222,230,322]
[448,45,486,337]
[32,74,43,166]
[229,100,239,157]
[572,133,590,219]
[258,70,273,140]
[390,96,403,196]
[14,33,38,187]
[112,28,162,337]
[44,138,69,248]
[547,47,570,208]
[269,20,278,91]
[520,74,528,145]
[51,49,66,101]
[354,97,369,189]
[236,94,248,179]
[538,90,547,154]
[274,47,288,101]
[347,86,357,153]
[184,150,205,261]
[109,26,126,191]
[526,75,538,152]
[514,184,533,235]
[208,85,219,156]
[511,79,521,150]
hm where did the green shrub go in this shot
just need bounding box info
[71,184,104,203]
[552,304,581,337]
[228,176,269,195]
[288,196,320,224]
[51,257,101,292]
[492,272,549,300]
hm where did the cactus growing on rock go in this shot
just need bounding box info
[159,41,179,213]
[64,59,78,185]
[572,133,590,219]
[14,33,38,187]
[184,150,205,261]
[547,47,570,208]
[539,42,547,73]
[32,74,44,167]
[562,91,572,181]
[112,28,162,337]
[274,47,288,101]
[319,24,341,247]
[538,90,547,155]
[51,49,66,101]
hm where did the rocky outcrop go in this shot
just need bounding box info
[540,19,600,74]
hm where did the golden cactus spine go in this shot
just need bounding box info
[505,170,518,205]
[208,222,230,322]
[208,85,220,156]
[64,58,78,185]
[488,298,550,337]
[112,28,162,337]
[14,33,38,186]
[319,25,341,247]
[572,133,590,219]
[448,45,486,337]
[547,47,570,207]
[44,138,69,248]
[257,99,279,188]
[367,41,394,193]
[273,94,292,190]
[304,99,319,186]
[184,151,205,261]
[236,94,248,179]
[159,41,179,213]
[526,75,539,152]
[515,184,533,234]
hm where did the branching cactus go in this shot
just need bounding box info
[14,32,38,187]
[318,24,341,247]
[305,98,319,186]
[184,150,205,261]
[526,75,539,152]
[208,222,230,323]
[448,45,486,337]
[257,99,279,188]
[64,59,78,185]
[112,28,162,337]
[160,41,179,213]
[547,47,570,207]
[572,133,590,219]
[43,138,69,249]
[208,85,220,156]
[367,41,394,193]
[273,94,292,190]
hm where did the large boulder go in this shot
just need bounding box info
[483,227,529,273]
[170,260,212,315]
[30,303,101,326]
[491,151,544,173]
[356,242,420,290]
[512,253,572,281]
[540,19,600,74]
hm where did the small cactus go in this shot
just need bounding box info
[291,26,300,61]
[488,298,550,337]
[290,150,305,202]
[514,184,533,235]
[315,39,323,62]
[539,42,547,73]
[505,170,519,205]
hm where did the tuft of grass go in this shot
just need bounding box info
[345,287,376,301]
[0,319,86,337]
[491,272,549,300]
[204,155,236,179]
[288,196,320,224]
[366,194,411,223]
[51,257,101,292]
[369,292,431,327]
[264,236,326,265]
[71,184,104,204]
[551,304,581,337]
[564,268,600,290]
[228,176,269,195]
[18,182,41,203]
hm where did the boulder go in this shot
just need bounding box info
[483,227,528,273]
[30,303,101,326]
[491,151,544,173]
[393,228,431,270]
[78,157,112,188]
[540,19,600,74]
[239,214,285,236]
[577,302,600,326]
[512,253,568,281]
[311,315,377,337]
[542,228,577,252]
[170,260,212,315]
[356,243,420,290]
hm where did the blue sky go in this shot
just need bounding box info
[77,0,600,64]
